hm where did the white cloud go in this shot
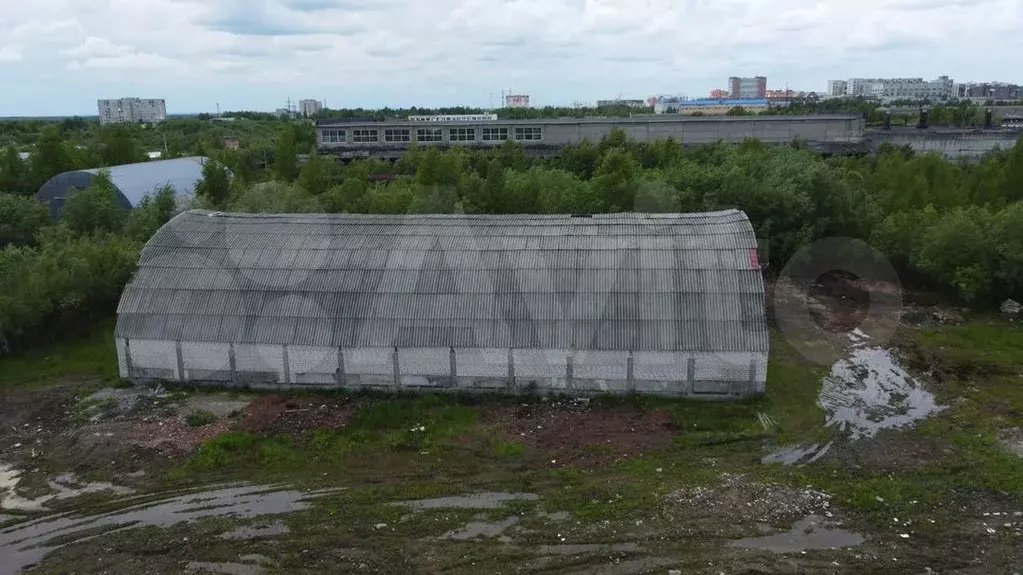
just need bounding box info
[0,0,1021,115]
[0,45,23,63]
[62,37,133,59]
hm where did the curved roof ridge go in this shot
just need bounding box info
[118,209,768,354]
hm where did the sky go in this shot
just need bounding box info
[1,0,1022,116]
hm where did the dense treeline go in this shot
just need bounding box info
[0,177,176,352]
[2,118,1023,353]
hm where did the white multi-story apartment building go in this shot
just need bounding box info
[299,99,324,117]
[834,77,955,102]
[826,80,848,98]
[97,98,167,125]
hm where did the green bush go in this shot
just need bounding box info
[62,172,128,236]
[0,193,50,247]
[0,228,140,351]
[185,410,217,428]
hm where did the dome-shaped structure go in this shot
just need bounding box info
[115,209,769,398]
[35,156,209,221]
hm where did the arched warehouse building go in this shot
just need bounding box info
[35,156,209,221]
[115,210,769,398]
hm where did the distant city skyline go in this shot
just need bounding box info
[1,0,1021,116]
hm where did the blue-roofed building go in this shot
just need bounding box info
[35,156,209,221]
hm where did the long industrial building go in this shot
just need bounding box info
[317,115,865,158]
[116,210,769,398]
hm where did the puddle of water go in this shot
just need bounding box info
[390,492,539,510]
[539,542,642,555]
[761,442,833,466]
[819,346,946,440]
[440,515,519,540]
[0,483,335,574]
[186,561,266,575]
[731,515,864,553]
[539,510,571,521]
[220,520,290,540]
[238,554,274,566]
[765,336,945,466]
[1,464,135,512]
[568,557,678,575]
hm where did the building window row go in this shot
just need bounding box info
[450,128,475,141]
[515,127,542,141]
[322,129,346,143]
[417,128,443,142]
[352,129,378,143]
[482,127,509,141]
[384,128,410,143]
[321,126,544,144]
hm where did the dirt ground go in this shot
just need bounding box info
[476,400,678,468]
[2,286,1023,573]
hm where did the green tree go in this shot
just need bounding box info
[124,185,178,241]
[592,148,640,211]
[597,128,631,156]
[416,147,444,187]
[633,176,678,213]
[0,146,28,195]
[914,206,995,302]
[999,135,1023,203]
[395,141,422,176]
[274,125,299,182]
[0,193,50,246]
[323,179,368,213]
[61,172,128,236]
[27,127,75,190]
[230,182,323,213]
[559,139,600,180]
[96,125,146,166]
[479,160,506,213]
[496,140,528,172]
[298,148,330,195]
[361,181,414,214]
[194,159,232,207]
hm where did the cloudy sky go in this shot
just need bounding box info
[1,0,1021,116]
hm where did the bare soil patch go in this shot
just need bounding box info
[479,401,677,468]
[242,395,355,436]
[129,417,236,456]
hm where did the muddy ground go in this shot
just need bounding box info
[1,287,1022,574]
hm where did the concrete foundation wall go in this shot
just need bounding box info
[119,338,768,398]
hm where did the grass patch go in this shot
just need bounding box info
[0,317,118,389]
[914,321,1023,373]
[492,440,526,458]
[186,432,298,470]
[185,410,217,428]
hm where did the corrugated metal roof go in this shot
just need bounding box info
[116,210,768,353]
